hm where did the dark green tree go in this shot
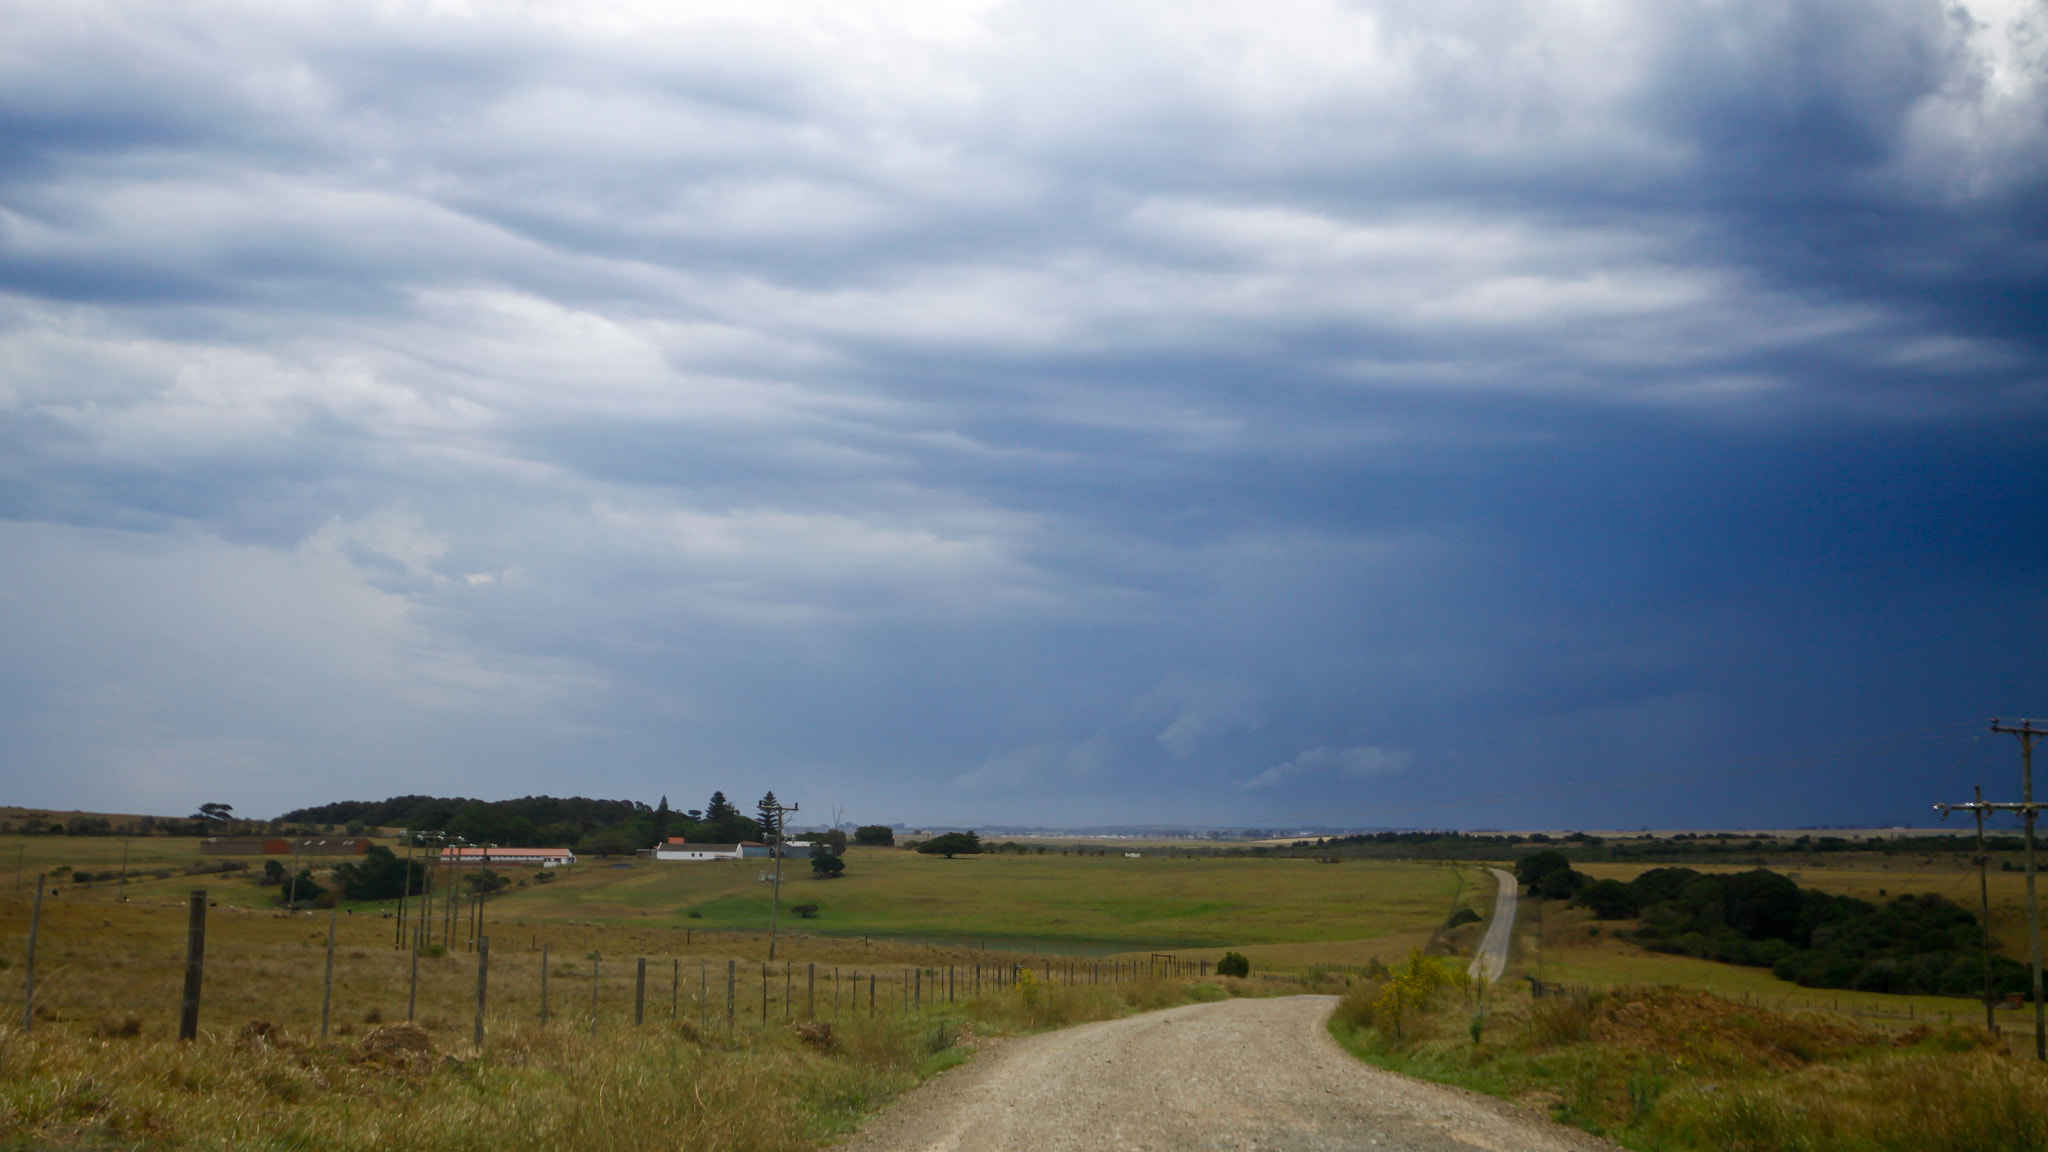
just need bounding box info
[652,795,672,843]
[757,791,781,842]
[280,869,326,908]
[1216,952,1251,977]
[916,831,981,859]
[853,825,895,846]
[334,845,426,901]
[1515,849,1572,889]
[579,826,642,856]
[811,847,846,877]
[1577,878,1639,920]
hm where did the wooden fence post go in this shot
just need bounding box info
[474,936,490,1048]
[179,889,206,1041]
[21,876,43,1031]
[540,944,550,1024]
[320,911,337,1039]
[590,952,600,1038]
[635,957,646,1026]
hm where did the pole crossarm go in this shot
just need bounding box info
[1936,802,2048,815]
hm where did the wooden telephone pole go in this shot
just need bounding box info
[1935,718,2048,1060]
[761,799,798,961]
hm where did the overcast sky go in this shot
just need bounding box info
[2,0,2044,831]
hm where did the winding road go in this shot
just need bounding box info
[1466,867,1519,986]
[833,995,1616,1152]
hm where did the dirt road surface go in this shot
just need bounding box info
[833,995,1619,1152]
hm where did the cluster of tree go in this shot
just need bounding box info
[853,826,895,846]
[4,813,256,838]
[914,832,982,858]
[810,845,845,878]
[283,791,801,856]
[330,845,429,901]
[1548,860,2030,999]
[285,794,659,848]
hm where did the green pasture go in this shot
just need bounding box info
[17,836,1478,958]
[501,848,1475,955]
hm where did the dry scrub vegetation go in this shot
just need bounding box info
[1,976,1238,1152]
[1329,957,2048,1152]
[0,894,1235,1152]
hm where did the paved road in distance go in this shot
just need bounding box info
[1467,867,1519,986]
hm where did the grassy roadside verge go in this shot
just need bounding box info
[0,973,1262,1152]
[1325,953,2048,1152]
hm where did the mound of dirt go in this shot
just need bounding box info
[357,1023,434,1065]
[1590,987,1882,1071]
[237,1019,297,1048]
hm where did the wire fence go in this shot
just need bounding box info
[6,884,1226,1046]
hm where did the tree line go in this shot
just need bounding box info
[1516,851,2028,1000]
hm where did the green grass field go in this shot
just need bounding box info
[0,835,1480,1041]
[509,848,1473,956]
[7,836,1477,957]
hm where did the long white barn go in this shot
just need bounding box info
[654,841,747,861]
[440,846,576,867]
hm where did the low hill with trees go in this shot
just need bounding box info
[1542,861,2030,1000]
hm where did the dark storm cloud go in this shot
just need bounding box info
[0,0,2041,826]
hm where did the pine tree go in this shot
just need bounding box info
[757,791,780,843]
[652,795,671,843]
[706,791,739,823]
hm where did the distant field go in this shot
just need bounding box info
[401,845,1476,959]
[17,832,2034,1034]
[0,835,1485,1041]
[4,836,1481,961]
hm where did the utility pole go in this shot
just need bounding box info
[2002,718,2046,1062]
[1973,785,1997,1035]
[395,830,413,948]
[1935,718,2048,1060]
[761,799,798,961]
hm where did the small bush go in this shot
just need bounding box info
[1525,990,1602,1047]
[1216,952,1251,978]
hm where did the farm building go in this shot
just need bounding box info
[438,846,575,867]
[201,837,372,856]
[654,841,744,861]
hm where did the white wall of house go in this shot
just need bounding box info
[654,846,743,861]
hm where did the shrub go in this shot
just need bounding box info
[1216,952,1251,978]
[915,832,981,858]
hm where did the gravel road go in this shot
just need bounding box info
[832,995,1620,1152]
[1467,867,1519,986]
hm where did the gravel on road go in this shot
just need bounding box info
[832,995,1621,1152]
